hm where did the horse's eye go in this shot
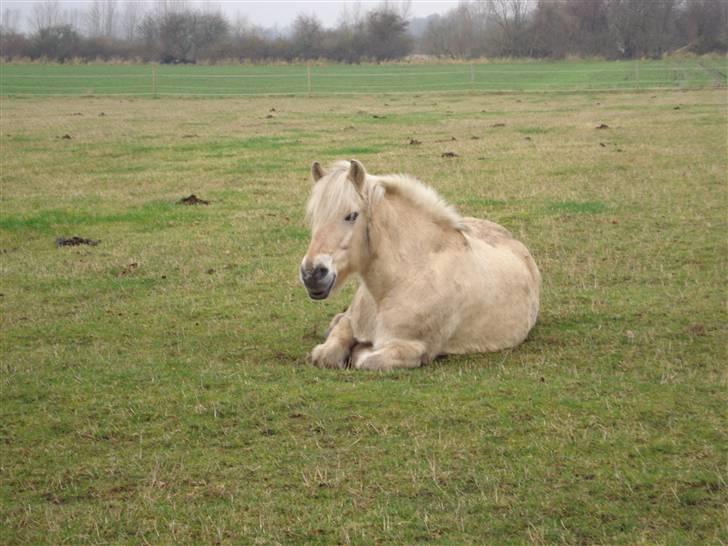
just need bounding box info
[344,212,359,223]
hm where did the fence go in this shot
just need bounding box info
[1,60,725,96]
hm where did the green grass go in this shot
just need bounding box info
[0,85,726,544]
[1,58,726,96]
[0,202,206,232]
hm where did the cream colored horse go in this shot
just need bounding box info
[300,160,541,371]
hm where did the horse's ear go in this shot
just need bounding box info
[311,161,326,182]
[348,159,366,191]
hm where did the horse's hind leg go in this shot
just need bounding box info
[354,339,427,371]
[311,314,355,369]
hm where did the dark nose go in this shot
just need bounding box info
[301,265,329,285]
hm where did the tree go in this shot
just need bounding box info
[608,0,678,58]
[421,2,490,58]
[120,0,143,42]
[139,7,230,63]
[291,14,324,59]
[677,0,728,53]
[29,0,63,33]
[565,0,613,56]
[30,24,81,61]
[191,11,230,60]
[0,28,30,59]
[488,0,534,56]
[529,0,574,58]
[1,7,21,33]
[365,8,412,61]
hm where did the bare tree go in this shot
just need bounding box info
[565,0,612,56]
[677,0,728,53]
[1,7,21,32]
[365,6,412,60]
[153,0,190,18]
[120,0,143,41]
[29,0,63,33]
[380,0,413,20]
[488,0,534,56]
[422,1,490,58]
[87,0,103,37]
[86,0,119,38]
[608,0,678,58]
[291,14,324,59]
[104,0,118,37]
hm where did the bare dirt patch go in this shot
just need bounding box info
[55,236,99,247]
[178,194,209,205]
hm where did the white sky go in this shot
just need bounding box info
[2,1,459,32]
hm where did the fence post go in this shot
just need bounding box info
[307,62,312,97]
[152,64,157,97]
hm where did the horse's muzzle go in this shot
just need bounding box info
[301,265,336,300]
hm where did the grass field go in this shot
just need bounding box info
[1,82,727,544]
[1,58,726,96]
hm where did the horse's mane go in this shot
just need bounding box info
[372,173,467,232]
[307,160,467,233]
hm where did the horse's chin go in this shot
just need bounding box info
[307,274,337,301]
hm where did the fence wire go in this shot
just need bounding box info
[1,61,725,97]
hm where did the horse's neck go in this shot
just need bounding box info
[361,195,456,300]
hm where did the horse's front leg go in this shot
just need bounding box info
[354,339,428,371]
[310,312,355,369]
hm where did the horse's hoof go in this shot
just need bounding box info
[310,343,348,369]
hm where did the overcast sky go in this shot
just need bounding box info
[2,1,459,32]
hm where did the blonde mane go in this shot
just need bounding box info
[307,160,467,232]
[373,173,467,232]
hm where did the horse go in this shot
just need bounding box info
[299,159,541,371]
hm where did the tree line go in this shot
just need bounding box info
[1,0,726,64]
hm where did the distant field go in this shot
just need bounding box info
[1,86,726,544]
[1,58,726,96]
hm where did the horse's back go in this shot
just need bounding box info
[445,217,540,353]
[463,217,540,288]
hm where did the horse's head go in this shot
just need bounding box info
[300,159,368,300]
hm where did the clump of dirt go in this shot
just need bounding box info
[688,324,706,336]
[118,262,138,276]
[409,138,421,145]
[491,123,506,128]
[596,123,610,129]
[178,194,209,205]
[60,134,72,139]
[265,114,275,119]
[441,151,459,158]
[56,236,99,247]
